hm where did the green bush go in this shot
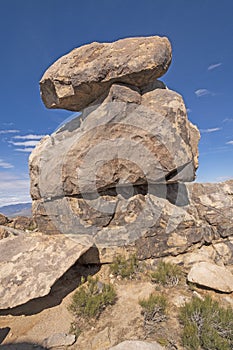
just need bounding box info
[139,293,167,325]
[69,276,116,319]
[151,261,183,287]
[179,296,233,350]
[109,254,138,279]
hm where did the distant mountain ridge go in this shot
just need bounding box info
[0,203,32,217]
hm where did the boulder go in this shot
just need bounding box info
[30,84,199,202]
[40,36,172,111]
[42,333,76,348]
[0,232,91,309]
[108,340,164,350]
[187,261,233,293]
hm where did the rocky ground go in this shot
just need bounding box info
[0,247,232,349]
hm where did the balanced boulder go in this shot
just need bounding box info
[40,36,172,111]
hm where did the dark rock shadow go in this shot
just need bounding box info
[0,247,100,316]
[0,343,48,349]
[97,182,190,207]
[0,328,10,345]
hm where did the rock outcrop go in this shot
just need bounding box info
[1,36,232,313]
[40,36,172,111]
[29,35,233,268]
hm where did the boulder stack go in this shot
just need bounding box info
[29,36,232,263]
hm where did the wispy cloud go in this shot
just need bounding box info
[0,129,19,134]
[0,172,30,206]
[195,89,211,97]
[223,118,233,123]
[208,63,222,71]
[10,140,39,147]
[13,134,45,140]
[15,147,35,153]
[200,127,222,133]
[226,141,233,145]
[0,159,14,169]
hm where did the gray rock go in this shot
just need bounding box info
[188,261,233,293]
[108,340,164,350]
[30,84,199,202]
[42,333,76,348]
[0,232,90,309]
[40,36,172,111]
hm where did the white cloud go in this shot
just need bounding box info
[187,108,192,113]
[13,134,45,140]
[195,89,211,97]
[0,129,19,134]
[226,141,233,145]
[208,63,222,71]
[200,127,221,133]
[0,172,31,206]
[223,118,233,123]
[10,140,39,147]
[15,147,35,153]
[0,159,14,169]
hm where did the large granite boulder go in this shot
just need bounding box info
[30,84,199,200]
[0,232,90,309]
[40,36,172,111]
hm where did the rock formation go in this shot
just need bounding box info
[0,36,232,312]
[30,35,232,269]
[30,36,203,251]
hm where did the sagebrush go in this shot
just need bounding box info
[179,296,233,350]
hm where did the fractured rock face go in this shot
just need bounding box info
[40,36,172,111]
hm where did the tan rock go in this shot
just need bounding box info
[0,213,8,225]
[42,333,76,348]
[0,226,12,240]
[108,340,165,350]
[0,232,91,309]
[40,36,172,111]
[188,261,233,293]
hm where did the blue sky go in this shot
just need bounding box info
[0,0,232,206]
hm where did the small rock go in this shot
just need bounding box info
[0,226,12,240]
[108,340,165,349]
[188,261,233,293]
[42,333,76,348]
[0,214,8,225]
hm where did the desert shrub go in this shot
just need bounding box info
[179,296,233,350]
[69,276,116,319]
[151,261,183,287]
[139,293,168,336]
[109,254,139,279]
